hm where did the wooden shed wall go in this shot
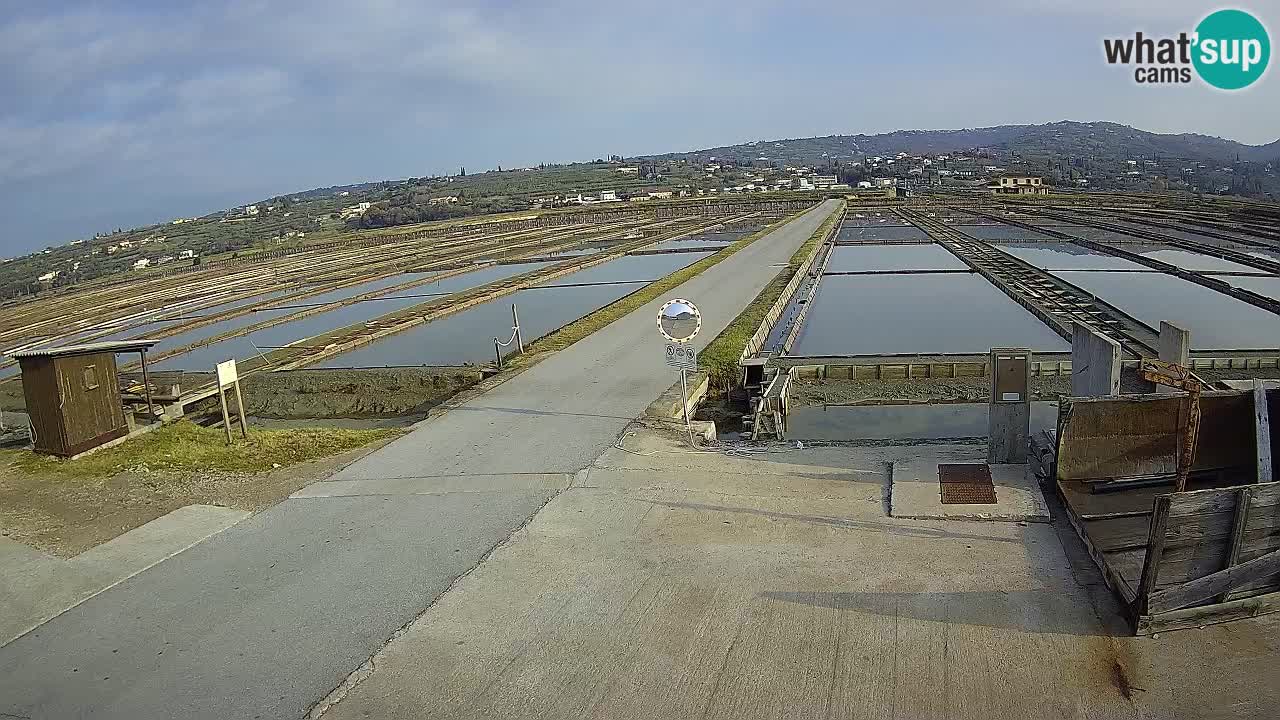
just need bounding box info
[19,357,63,454]
[20,352,127,457]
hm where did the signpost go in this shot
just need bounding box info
[657,298,702,427]
[215,359,249,445]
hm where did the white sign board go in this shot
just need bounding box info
[216,359,239,388]
[665,343,697,371]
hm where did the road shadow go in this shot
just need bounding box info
[760,588,1108,637]
[642,498,1022,545]
[454,405,635,422]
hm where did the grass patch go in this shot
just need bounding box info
[699,203,844,389]
[512,211,809,363]
[4,421,402,478]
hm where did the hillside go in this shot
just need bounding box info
[6,121,1279,302]
[659,121,1280,166]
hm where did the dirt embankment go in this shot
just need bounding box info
[237,367,484,419]
[2,367,484,418]
[790,366,1278,406]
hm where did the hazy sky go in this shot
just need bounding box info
[1,1,1276,255]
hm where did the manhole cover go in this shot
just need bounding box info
[938,463,992,484]
[940,483,998,504]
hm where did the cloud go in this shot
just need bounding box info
[0,0,1276,253]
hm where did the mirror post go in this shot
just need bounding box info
[680,368,690,426]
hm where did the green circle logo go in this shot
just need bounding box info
[1193,9,1270,90]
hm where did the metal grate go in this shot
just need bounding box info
[938,463,992,484]
[938,463,996,504]
[940,483,997,504]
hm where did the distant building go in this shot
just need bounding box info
[989,175,1048,195]
[599,190,619,202]
[615,167,638,174]
[339,201,373,219]
[647,190,673,200]
[178,250,196,260]
[132,258,151,270]
[37,271,59,282]
[428,196,459,204]
[812,175,838,187]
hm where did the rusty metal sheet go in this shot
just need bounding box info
[940,483,998,504]
[939,463,992,484]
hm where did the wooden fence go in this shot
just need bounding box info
[1052,386,1279,634]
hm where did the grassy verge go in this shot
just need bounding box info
[3,421,402,479]
[511,211,808,364]
[699,204,843,389]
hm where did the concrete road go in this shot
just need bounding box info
[0,200,841,720]
[320,428,1280,720]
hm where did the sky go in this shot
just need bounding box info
[1,0,1276,255]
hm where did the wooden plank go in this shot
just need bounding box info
[1165,481,1280,518]
[1258,380,1274,484]
[1135,495,1171,614]
[1102,548,1146,598]
[1080,509,1153,521]
[1085,511,1280,555]
[1056,391,1255,482]
[1138,589,1280,635]
[1219,487,1252,603]
[1147,547,1280,613]
[1155,531,1280,590]
[1056,480,1137,604]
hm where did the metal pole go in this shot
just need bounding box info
[679,368,690,426]
[512,303,523,354]
[139,350,156,421]
[494,338,503,369]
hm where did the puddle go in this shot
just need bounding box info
[153,264,545,370]
[1125,246,1262,273]
[1054,270,1280,349]
[316,252,711,368]
[836,225,927,242]
[957,225,1059,241]
[787,401,1058,441]
[992,243,1147,271]
[825,244,967,272]
[790,273,1068,356]
[1204,274,1280,302]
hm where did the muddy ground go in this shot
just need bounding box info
[236,367,483,420]
[1,367,484,421]
[0,440,394,558]
[791,366,1278,406]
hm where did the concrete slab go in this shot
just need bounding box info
[312,427,1275,720]
[1,504,248,646]
[292,473,573,498]
[890,458,1050,522]
[0,201,844,720]
[0,492,556,720]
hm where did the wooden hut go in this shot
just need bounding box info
[12,340,158,457]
